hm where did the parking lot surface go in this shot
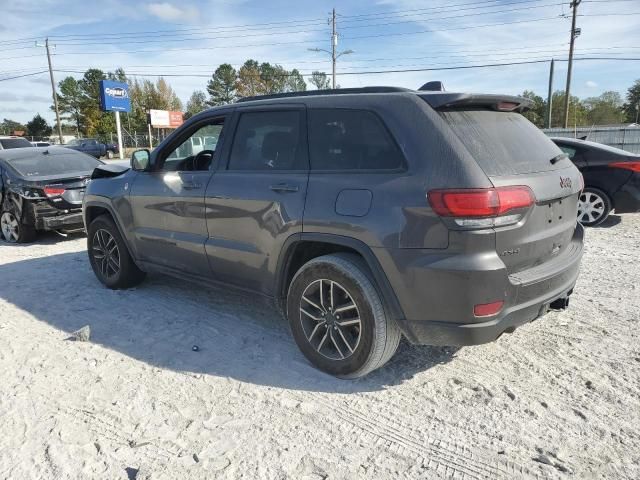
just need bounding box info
[0,215,638,479]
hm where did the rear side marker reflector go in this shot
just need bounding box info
[428,186,535,218]
[609,161,640,173]
[474,301,504,317]
[44,186,66,197]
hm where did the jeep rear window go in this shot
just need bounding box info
[7,151,100,177]
[308,109,405,171]
[439,109,567,176]
[0,138,32,149]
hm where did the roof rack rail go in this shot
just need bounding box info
[236,86,412,103]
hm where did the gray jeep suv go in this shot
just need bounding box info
[83,87,584,378]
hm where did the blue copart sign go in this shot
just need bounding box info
[99,80,131,112]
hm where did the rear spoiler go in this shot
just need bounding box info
[419,93,532,113]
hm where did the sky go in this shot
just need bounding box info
[1,0,639,125]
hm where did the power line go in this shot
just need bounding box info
[340,0,565,24]
[0,2,571,53]
[0,16,328,46]
[0,70,48,81]
[340,0,546,19]
[343,15,568,41]
[48,47,640,75]
[0,0,548,45]
[46,57,640,80]
[0,14,575,60]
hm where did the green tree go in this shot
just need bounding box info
[78,68,107,135]
[521,90,547,128]
[236,60,262,98]
[26,114,52,138]
[184,90,208,119]
[259,62,288,94]
[623,79,640,123]
[207,63,237,105]
[583,91,625,125]
[0,118,27,135]
[309,71,331,90]
[285,69,307,92]
[550,90,588,128]
[156,78,183,111]
[55,77,85,134]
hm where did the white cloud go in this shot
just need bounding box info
[146,2,198,22]
[586,80,598,88]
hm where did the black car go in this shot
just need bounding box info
[0,147,102,243]
[551,137,640,226]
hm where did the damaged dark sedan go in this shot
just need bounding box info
[0,147,102,243]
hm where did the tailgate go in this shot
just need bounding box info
[490,167,582,273]
[438,108,583,275]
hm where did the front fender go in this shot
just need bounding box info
[84,170,138,260]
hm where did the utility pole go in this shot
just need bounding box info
[331,8,337,89]
[36,38,63,144]
[308,8,353,89]
[546,58,555,129]
[563,0,581,128]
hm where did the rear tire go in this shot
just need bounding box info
[0,207,36,243]
[286,253,401,378]
[87,215,146,289]
[578,187,611,226]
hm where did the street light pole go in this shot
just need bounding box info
[36,38,63,144]
[308,8,353,89]
[331,8,337,89]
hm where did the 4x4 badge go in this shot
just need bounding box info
[560,176,572,189]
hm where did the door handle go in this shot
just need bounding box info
[269,183,299,193]
[183,182,203,190]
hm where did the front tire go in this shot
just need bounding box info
[578,187,611,226]
[87,215,146,289]
[106,150,114,159]
[286,253,401,378]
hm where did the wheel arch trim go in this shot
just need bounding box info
[275,232,406,322]
[84,200,139,264]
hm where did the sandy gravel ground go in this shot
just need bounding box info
[0,214,638,480]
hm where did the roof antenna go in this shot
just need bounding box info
[419,81,446,92]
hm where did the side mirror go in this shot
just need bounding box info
[131,149,151,171]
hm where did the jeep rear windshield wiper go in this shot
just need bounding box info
[549,153,568,165]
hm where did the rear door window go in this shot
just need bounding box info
[439,109,567,176]
[228,110,304,171]
[308,109,405,171]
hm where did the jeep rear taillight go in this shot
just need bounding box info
[44,186,66,197]
[427,186,534,228]
[609,161,640,173]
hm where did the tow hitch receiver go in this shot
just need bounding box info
[550,296,570,311]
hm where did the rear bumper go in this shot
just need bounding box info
[613,173,640,214]
[35,212,84,231]
[400,283,577,346]
[376,224,584,346]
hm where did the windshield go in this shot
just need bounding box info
[440,109,567,176]
[7,151,101,177]
[0,138,32,149]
